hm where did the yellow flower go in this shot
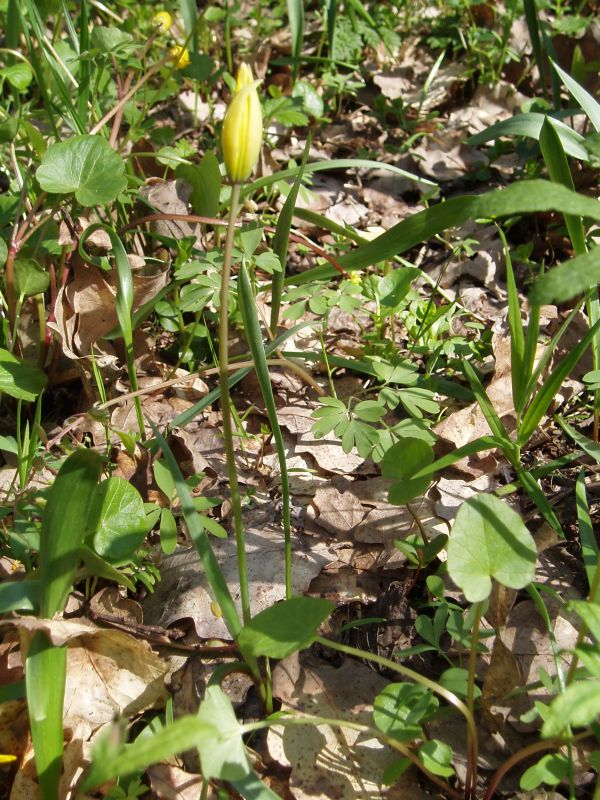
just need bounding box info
[348,270,363,285]
[169,45,190,69]
[152,11,173,32]
[221,64,263,184]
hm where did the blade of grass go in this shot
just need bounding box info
[270,136,311,334]
[462,361,513,453]
[79,225,144,437]
[516,466,563,535]
[539,116,587,255]
[523,0,547,98]
[539,115,600,437]
[286,0,304,79]
[498,227,526,412]
[575,469,598,587]
[169,321,314,429]
[238,264,292,600]
[519,316,600,445]
[76,0,90,127]
[149,425,244,642]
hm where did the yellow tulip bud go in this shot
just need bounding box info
[221,64,263,184]
[152,11,173,32]
[169,45,190,69]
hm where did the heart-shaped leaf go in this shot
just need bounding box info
[36,135,127,206]
[92,477,148,561]
[447,493,536,602]
[14,258,49,298]
[381,437,434,505]
[0,348,47,401]
[237,597,334,659]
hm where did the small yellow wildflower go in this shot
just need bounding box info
[169,45,190,69]
[152,11,173,32]
[348,270,363,285]
[221,64,263,184]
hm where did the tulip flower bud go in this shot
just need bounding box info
[152,11,173,32]
[221,64,263,184]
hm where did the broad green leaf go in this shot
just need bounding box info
[568,600,600,643]
[39,449,103,617]
[418,739,454,778]
[160,508,177,555]
[292,80,324,119]
[92,477,149,561]
[373,682,438,743]
[467,112,587,159]
[1,62,33,91]
[176,151,221,218]
[378,269,416,308]
[381,438,434,505]
[542,680,600,737]
[237,597,334,659]
[447,493,536,603]
[0,348,46,401]
[26,634,67,800]
[36,135,127,206]
[90,26,135,54]
[153,458,175,501]
[0,578,39,613]
[438,667,481,700]
[196,686,250,780]
[520,753,569,791]
[14,258,49,298]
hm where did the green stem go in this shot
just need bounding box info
[315,635,479,770]
[464,600,484,799]
[219,182,251,624]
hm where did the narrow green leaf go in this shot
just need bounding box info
[38,449,102,618]
[270,136,311,333]
[462,361,511,445]
[26,634,67,800]
[519,317,600,444]
[539,116,586,256]
[467,113,587,159]
[575,470,597,588]
[237,264,293,598]
[551,59,600,132]
[286,0,304,78]
[529,246,600,304]
[150,424,242,639]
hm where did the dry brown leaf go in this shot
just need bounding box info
[311,486,366,535]
[296,431,364,474]
[143,527,335,639]
[266,653,427,799]
[147,764,210,800]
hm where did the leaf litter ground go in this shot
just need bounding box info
[2,14,600,800]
